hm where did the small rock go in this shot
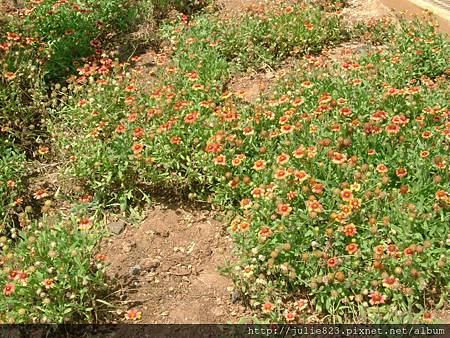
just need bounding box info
[130,265,141,276]
[231,290,241,304]
[156,230,169,237]
[141,258,160,271]
[213,307,225,317]
[107,220,126,235]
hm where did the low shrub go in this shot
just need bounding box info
[0,214,108,323]
[219,2,347,70]
[0,140,28,226]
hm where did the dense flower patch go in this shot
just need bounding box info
[0,215,107,323]
[0,0,152,323]
[0,0,449,324]
[47,2,450,323]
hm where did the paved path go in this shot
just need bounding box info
[381,0,450,34]
[410,0,450,15]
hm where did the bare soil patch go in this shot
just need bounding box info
[343,0,395,24]
[99,202,249,323]
[228,58,300,103]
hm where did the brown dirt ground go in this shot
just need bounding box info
[228,57,300,103]
[99,202,251,323]
[343,0,394,24]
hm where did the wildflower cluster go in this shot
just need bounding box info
[0,215,107,323]
[1,0,448,324]
[49,1,449,323]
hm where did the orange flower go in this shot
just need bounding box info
[42,278,55,289]
[251,187,265,198]
[125,309,142,321]
[423,312,433,322]
[4,72,16,81]
[6,32,21,41]
[294,170,309,183]
[287,191,298,200]
[277,153,290,165]
[395,167,408,178]
[369,291,387,305]
[293,147,306,159]
[340,189,353,202]
[0,42,11,51]
[346,243,358,254]
[386,244,398,256]
[349,198,361,209]
[274,169,288,180]
[343,223,357,237]
[403,247,414,256]
[284,5,294,14]
[214,155,226,166]
[171,136,182,145]
[383,276,399,289]
[376,164,389,174]
[332,152,347,165]
[239,222,250,232]
[262,303,276,313]
[305,22,314,31]
[205,143,223,153]
[134,127,145,139]
[340,204,352,215]
[240,198,253,209]
[280,124,294,134]
[312,183,325,194]
[38,147,49,155]
[33,189,49,200]
[277,203,292,217]
[375,244,385,255]
[327,257,338,268]
[253,159,266,171]
[371,110,388,121]
[184,111,200,124]
[307,146,317,158]
[385,124,400,134]
[192,83,204,91]
[128,112,138,122]
[340,107,352,117]
[306,199,323,213]
[79,218,92,230]
[292,97,305,106]
[296,299,308,311]
[435,190,448,200]
[284,311,296,322]
[422,131,433,139]
[124,96,136,105]
[131,143,144,154]
[259,227,273,239]
[3,283,16,296]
